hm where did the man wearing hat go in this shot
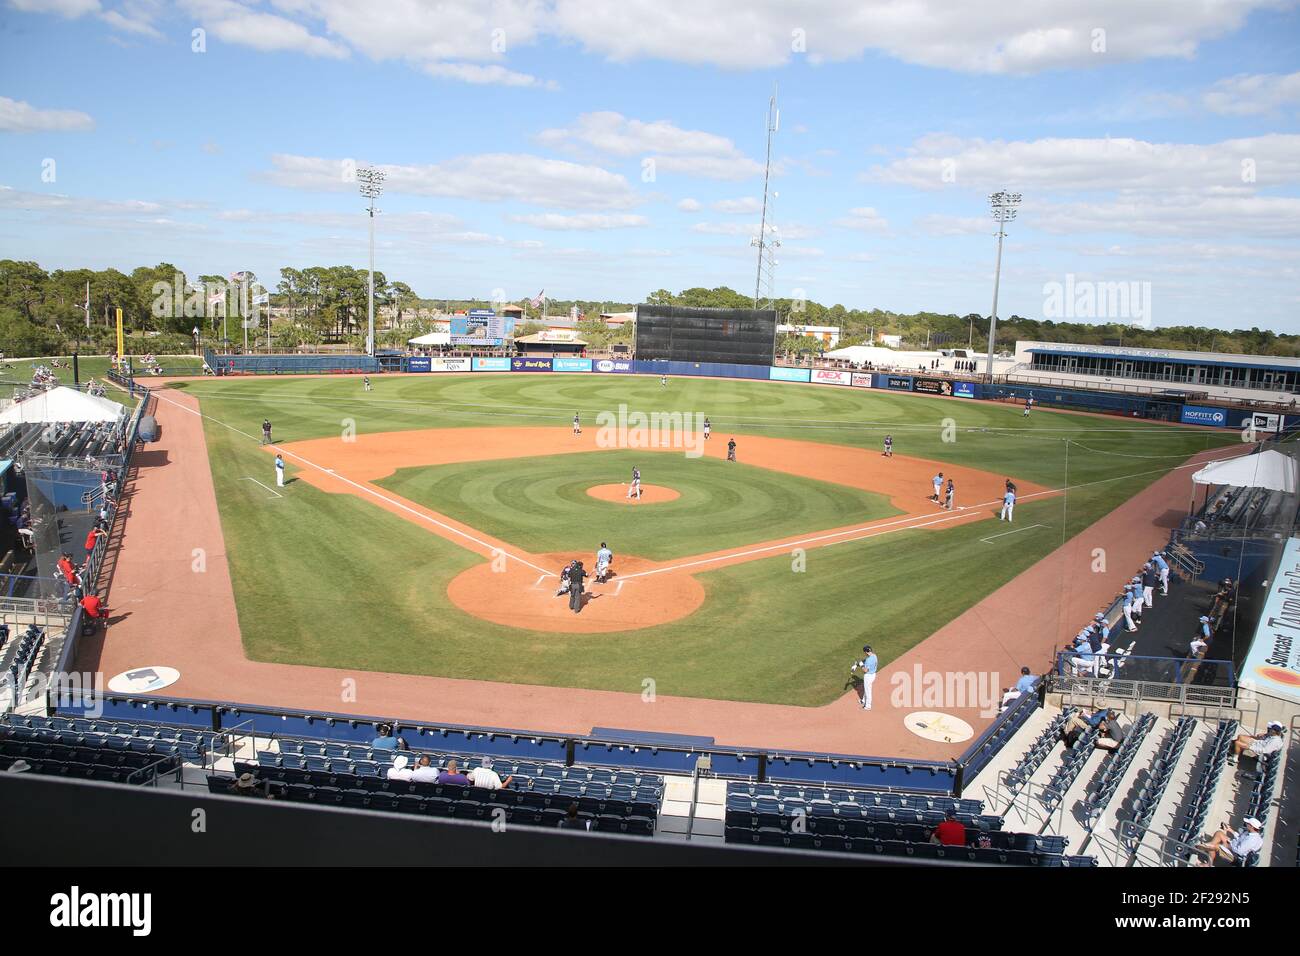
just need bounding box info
[468,758,514,791]
[1141,562,1158,608]
[1121,582,1139,632]
[387,755,415,781]
[1229,722,1286,767]
[229,772,266,797]
[1195,817,1264,866]
[850,645,878,711]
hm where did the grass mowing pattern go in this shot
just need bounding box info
[176,373,1235,705]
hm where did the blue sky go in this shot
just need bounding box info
[1,0,1298,330]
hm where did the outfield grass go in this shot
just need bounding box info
[375,449,900,561]
[175,372,1235,705]
[0,354,206,385]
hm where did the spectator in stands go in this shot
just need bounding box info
[1195,817,1264,867]
[999,687,1021,712]
[557,802,591,831]
[436,759,471,786]
[411,755,440,782]
[229,772,269,798]
[1211,578,1236,620]
[387,755,415,781]
[1228,722,1285,767]
[929,810,966,846]
[1014,667,1037,695]
[56,552,80,597]
[468,758,514,790]
[370,723,402,751]
[83,523,107,559]
[1062,708,1115,748]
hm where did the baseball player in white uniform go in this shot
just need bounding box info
[274,453,285,488]
[572,413,581,436]
[595,542,613,583]
[1000,488,1016,521]
[626,467,642,500]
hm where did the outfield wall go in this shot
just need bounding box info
[201,350,1274,430]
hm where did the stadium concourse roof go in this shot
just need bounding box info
[0,386,125,425]
[1192,449,1298,493]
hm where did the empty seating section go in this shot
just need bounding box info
[0,419,125,462]
[1125,716,1196,844]
[1190,484,1295,536]
[1173,720,1237,850]
[1005,709,1073,797]
[1041,726,1100,813]
[0,713,198,783]
[1081,713,1156,829]
[0,623,46,703]
[722,783,1091,865]
[2,713,220,766]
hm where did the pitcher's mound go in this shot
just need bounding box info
[586,483,680,504]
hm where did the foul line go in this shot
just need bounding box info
[147,388,554,577]
[980,523,1045,544]
[239,476,283,499]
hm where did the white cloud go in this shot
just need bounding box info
[711,197,761,214]
[0,96,94,132]
[834,206,889,232]
[261,153,644,210]
[182,0,348,58]
[692,220,817,239]
[676,198,701,212]
[548,0,1279,74]
[423,62,556,89]
[509,213,649,230]
[1032,194,1300,239]
[916,214,995,236]
[865,132,1300,191]
[8,0,101,16]
[1203,70,1300,115]
[539,111,764,180]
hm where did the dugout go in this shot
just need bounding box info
[635,305,778,366]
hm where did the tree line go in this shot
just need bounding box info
[1,260,1293,359]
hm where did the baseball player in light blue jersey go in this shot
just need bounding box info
[1152,551,1170,595]
[931,471,944,502]
[1000,487,1016,521]
[850,645,878,711]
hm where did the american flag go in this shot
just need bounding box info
[529,289,545,308]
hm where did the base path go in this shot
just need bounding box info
[81,387,1222,760]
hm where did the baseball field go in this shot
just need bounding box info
[148,372,1234,709]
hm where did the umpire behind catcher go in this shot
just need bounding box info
[567,560,587,614]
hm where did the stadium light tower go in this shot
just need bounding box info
[752,85,780,310]
[357,165,386,356]
[984,190,1021,381]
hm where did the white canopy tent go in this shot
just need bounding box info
[0,386,125,425]
[407,332,452,347]
[1191,450,1298,493]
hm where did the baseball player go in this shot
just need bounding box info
[572,413,581,436]
[932,471,944,502]
[660,374,668,388]
[944,477,955,511]
[363,376,372,392]
[274,453,285,488]
[261,419,272,445]
[703,417,711,441]
[1142,562,1158,608]
[883,434,893,457]
[1122,585,1139,632]
[727,438,737,461]
[1000,486,1016,521]
[626,466,642,500]
[850,645,878,711]
[554,560,577,597]
[1128,578,1144,625]
[1152,550,1170,595]
[594,542,613,583]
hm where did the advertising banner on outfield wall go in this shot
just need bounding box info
[406,357,432,372]
[770,366,811,382]
[552,358,592,372]
[1180,404,1229,427]
[594,359,633,373]
[914,377,955,397]
[1249,412,1283,433]
[1241,537,1300,705]
[431,356,472,372]
[885,375,913,391]
[471,357,510,371]
[851,372,874,388]
[512,357,553,372]
[809,368,853,386]
[953,381,977,399]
